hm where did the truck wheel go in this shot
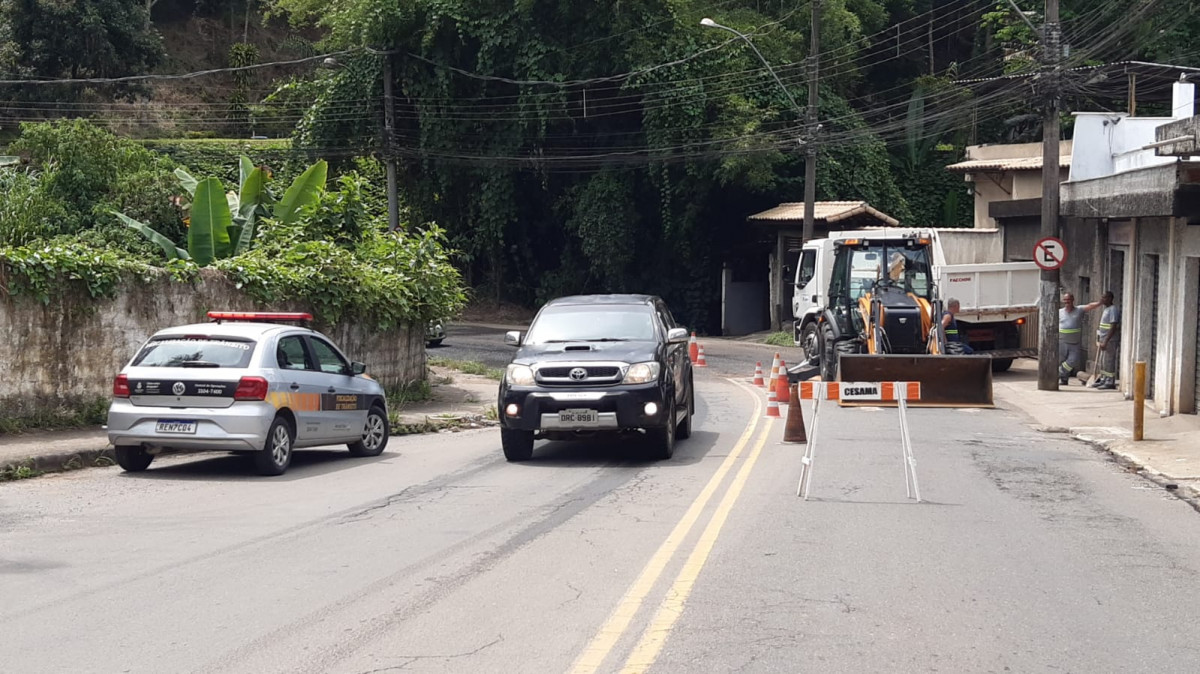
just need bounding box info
[820,323,839,381]
[801,322,821,363]
[115,446,154,472]
[501,428,535,462]
[991,358,1013,373]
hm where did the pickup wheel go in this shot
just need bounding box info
[801,322,821,363]
[819,323,839,381]
[677,383,693,440]
[991,358,1013,373]
[648,398,676,460]
[115,446,154,472]
[501,428,535,462]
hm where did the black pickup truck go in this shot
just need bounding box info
[497,294,695,462]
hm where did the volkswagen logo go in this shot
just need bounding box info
[568,367,588,381]
[172,382,186,396]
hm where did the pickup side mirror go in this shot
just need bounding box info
[504,331,522,347]
[350,362,367,375]
[667,327,689,344]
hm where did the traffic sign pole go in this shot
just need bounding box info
[1034,236,1067,390]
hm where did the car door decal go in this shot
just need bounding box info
[266,391,322,411]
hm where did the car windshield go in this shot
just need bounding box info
[131,337,256,368]
[524,306,657,344]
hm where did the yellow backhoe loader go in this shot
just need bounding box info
[813,234,994,407]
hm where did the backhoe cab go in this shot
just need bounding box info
[815,235,994,407]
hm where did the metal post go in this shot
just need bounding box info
[797,395,821,499]
[802,0,821,245]
[1134,360,1146,440]
[1037,0,1062,390]
[382,52,400,232]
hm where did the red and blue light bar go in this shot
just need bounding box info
[206,311,313,324]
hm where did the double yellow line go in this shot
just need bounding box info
[569,380,776,674]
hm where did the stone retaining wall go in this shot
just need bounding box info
[0,269,424,418]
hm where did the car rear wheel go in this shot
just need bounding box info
[501,428,535,462]
[115,446,153,472]
[349,406,390,457]
[255,417,294,476]
[991,358,1013,373]
[648,398,676,460]
[427,339,444,348]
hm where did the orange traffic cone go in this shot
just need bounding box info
[688,332,699,363]
[765,385,781,418]
[752,361,765,387]
[782,383,807,443]
[695,343,708,367]
[767,353,781,390]
[775,359,789,404]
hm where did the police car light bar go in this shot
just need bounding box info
[207,311,313,324]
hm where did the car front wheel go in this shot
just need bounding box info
[501,428,535,462]
[349,406,390,457]
[255,417,294,476]
[115,446,154,472]
[676,384,693,440]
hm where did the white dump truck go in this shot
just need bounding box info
[791,227,1039,373]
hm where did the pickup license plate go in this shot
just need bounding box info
[156,420,197,434]
[558,409,598,425]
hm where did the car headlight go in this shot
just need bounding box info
[506,364,536,386]
[622,362,661,384]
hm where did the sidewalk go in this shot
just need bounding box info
[0,366,499,479]
[995,359,1200,501]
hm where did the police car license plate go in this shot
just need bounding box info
[156,420,197,434]
[558,409,598,425]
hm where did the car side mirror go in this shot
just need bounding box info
[504,331,522,347]
[350,362,367,375]
[667,327,689,344]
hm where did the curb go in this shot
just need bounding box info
[2,447,116,480]
[1039,426,1200,503]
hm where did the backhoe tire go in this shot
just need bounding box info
[820,323,839,382]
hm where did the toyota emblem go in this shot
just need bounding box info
[568,367,588,381]
[172,382,186,396]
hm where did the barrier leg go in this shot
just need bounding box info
[798,396,822,499]
[898,398,921,502]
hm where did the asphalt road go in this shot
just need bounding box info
[3,340,1200,673]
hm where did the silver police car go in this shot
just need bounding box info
[107,312,390,476]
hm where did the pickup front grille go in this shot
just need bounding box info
[535,363,626,385]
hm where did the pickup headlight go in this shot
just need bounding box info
[506,364,536,386]
[622,362,661,384]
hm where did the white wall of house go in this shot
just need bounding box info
[1010,172,1043,200]
[1070,82,1197,182]
[971,174,1011,229]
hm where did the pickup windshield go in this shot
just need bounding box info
[524,306,657,344]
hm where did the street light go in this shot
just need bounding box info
[699,18,804,118]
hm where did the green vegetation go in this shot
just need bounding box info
[763,331,794,348]
[0,462,41,481]
[429,358,505,382]
[0,397,108,435]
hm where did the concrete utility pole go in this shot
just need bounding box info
[382,52,400,232]
[802,0,821,245]
[1037,0,1061,390]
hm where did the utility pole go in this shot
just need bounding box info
[382,51,400,232]
[1037,0,1061,390]
[802,0,821,245]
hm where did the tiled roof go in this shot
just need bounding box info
[946,155,1072,172]
[747,201,900,226]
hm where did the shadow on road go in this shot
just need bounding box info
[119,448,395,482]
[515,429,721,468]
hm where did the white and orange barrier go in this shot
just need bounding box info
[796,381,922,503]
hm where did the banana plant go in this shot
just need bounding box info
[119,158,328,266]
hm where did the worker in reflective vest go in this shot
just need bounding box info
[1090,291,1121,390]
[941,298,973,354]
[1059,292,1105,385]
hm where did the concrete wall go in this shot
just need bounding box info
[971,175,1011,229]
[1070,84,1195,182]
[0,270,425,418]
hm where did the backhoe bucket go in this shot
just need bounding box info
[838,354,994,408]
